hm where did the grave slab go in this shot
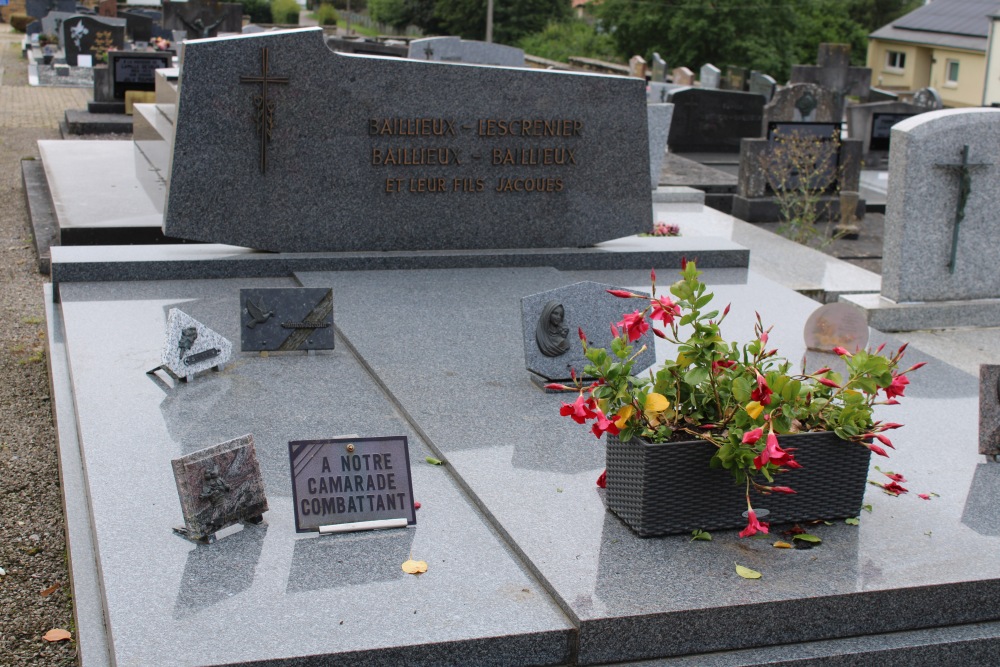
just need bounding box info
[164,28,652,253]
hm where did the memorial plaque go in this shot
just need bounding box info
[109,50,173,99]
[240,288,334,352]
[521,281,655,384]
[803,302,869,352]
[289,436,416,533]
[667,88,765,153]
[172,434,268,543]
[869,113,915,152]
[149,307,233,381]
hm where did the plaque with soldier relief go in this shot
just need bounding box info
[240,288,334,352]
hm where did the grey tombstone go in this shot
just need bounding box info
[162,0,242,38]
[164,29,652,253]
[881,109,1000,304]
[521,281,656,384]
[671,66,694,86]
[980,365,1000,460]
[763,82,839,130]
[647,103,674,189]
[912,86,943,111]
[42,11,77,47]
[650,52,667,83]
[721,65,747,91]
[629,54,647,79]
[666,87,765,153]
[790,43,871,116]
[700,63,721,90]
[27,0,75,20]
[845,100,926,166]
[171,434,268,543]
[149,307,233,381]
[748,71,777,103]
[108,50,173,100]
[240,287,334,352]
[407,36,524,67]
[61,15,126,66]
[118,9,160,43]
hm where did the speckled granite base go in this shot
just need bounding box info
[48,268,1000,666]
[839,292,1000,331]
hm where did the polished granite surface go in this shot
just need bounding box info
[54,267,1000,665]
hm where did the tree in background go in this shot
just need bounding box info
[518,19,619,63]
[410,0,570,44]
[369,0,411,29]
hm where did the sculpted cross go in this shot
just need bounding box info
[934,145,991,274]
[239,47,289,174]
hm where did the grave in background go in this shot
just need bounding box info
[666,87,765,154]
[161,0,242,38]
[791,42,871,116]
[700,63,721,89]
[407,36,525,67]
[61,14,126,66]
[847,89,942,168]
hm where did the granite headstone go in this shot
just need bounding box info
[108,50,172,99]
[845,100,926,160]
[979,365,1000,460]
[61,14,125,66]
[763,82,838,128]
[240,287,334,352]
[700,63,720,90]
[882,109,1000,303]
[520,281,656,383]
[26,0,74,20]
[171,434,268,543]
[790,43,871,114]
[407,36,524,67]
[650,52,667,83]
[150,307,233,381]
[671,66,694,86]
[721,65,747,91]
[647,103,674,189]
[748,71,777,103]
[666,87,765,153]
[629,55,646,79]
[164,29,652,253]
[118,8,160,43]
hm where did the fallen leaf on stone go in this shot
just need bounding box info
[845,517,860,525]
[40,583,61,597]
[689,529,712,542]
[43,629,72,642]
[735,564,761,579]
[425,457,443,466]
[793,533,822,544]
[401,559,428,575]
[772,541,793,549]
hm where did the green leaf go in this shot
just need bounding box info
[684,367,710,387]
[862,504,873,513]
[845,517,860,525]
[735,563,762,579]
[694,293,714,309]
[732,376,752,403]
[690,529,712,542]
[425,457,444,466]
[792,533,822,543]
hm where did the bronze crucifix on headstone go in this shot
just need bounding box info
[239,47,289,174]
[934,144,991,274]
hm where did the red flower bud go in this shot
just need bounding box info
[607,289,637,298]
[818,377,839,388]
[578,327,586,342]
[813,367,831,375]
[596,470,607,488]
[833,346,851,356]
[652,327,668,339]
[650,267,656,284]
[723,303,731,316]
[906,362,927,372]
[875,433,895,449]
[544,383,570,391]
[864,442,889,457]
[768,486,796,494]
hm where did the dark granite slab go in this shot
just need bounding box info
[164,29,651,252]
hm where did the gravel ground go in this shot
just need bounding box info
[0,31,80,667]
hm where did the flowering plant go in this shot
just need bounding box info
[552,261,923,538]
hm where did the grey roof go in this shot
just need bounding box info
[869,0,1000,52]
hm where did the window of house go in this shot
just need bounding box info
[886,50,906,71]
[946,59,960,85]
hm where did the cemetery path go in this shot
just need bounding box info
[0,27,84,667]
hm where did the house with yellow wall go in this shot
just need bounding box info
[867,0,1000,107]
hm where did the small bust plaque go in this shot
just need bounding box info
[240,287,334,352]
[171,434,268,544]
[289,436,416,533]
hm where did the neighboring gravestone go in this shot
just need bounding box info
[520,281,656,385]
[172,434,268,544]
[700,63,721,89]
[407,36,524,67]
[671,66,694,86]
[240,287,334,352]
[763,82,838,134]
[721,65,748,91]
[164,29,652,253]
[27,0,74,20]
[629,55,646,79]
[61,15,125,66]
[666,87,765,153]
[41,11,76,48]
[790,43,871,115]
[162,0,242,38]
[650,52,667,83]
[912,86,943,111]
[119,9,160,43]
[748,72,777,103]
[97,0,114,17]
[980,365,1000,460]
[108,50,173,99]
[881,109,1000,303]
[845,100,926,166]
[647,103,674,189]
[148,308,233,381]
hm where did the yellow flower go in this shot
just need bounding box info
[614,405,635,429]
[745,401,764,420]
[644,393,670,413]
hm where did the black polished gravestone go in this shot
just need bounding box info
[61,15,125,66]
[163,29,651,253]
[239,287,334,352]
[108,50,173,99]
[666,87,766,154]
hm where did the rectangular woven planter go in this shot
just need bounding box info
[604,431,872,537]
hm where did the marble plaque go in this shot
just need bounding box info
[240,288,334,352]
[289,436,416,532]
[172,434,268,543]
[154,308,233,380]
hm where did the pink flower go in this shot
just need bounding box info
[918,493,931,500]
[712,359,737,373]
[881,481,908,496]
[559,395,597,425]
[760,331,769,345]
[596,470,607,488]
[753,431,798,469]
[739,509,769,538]
[882,470,906,483]
[751,374,773,406]
[616,311,649,342]
[590,410,621,438]
[884,373,909,399]
[650,296,681,325]
[742,427,764,445]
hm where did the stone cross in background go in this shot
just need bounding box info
[933,144,991,274]
[790,43,871,116]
